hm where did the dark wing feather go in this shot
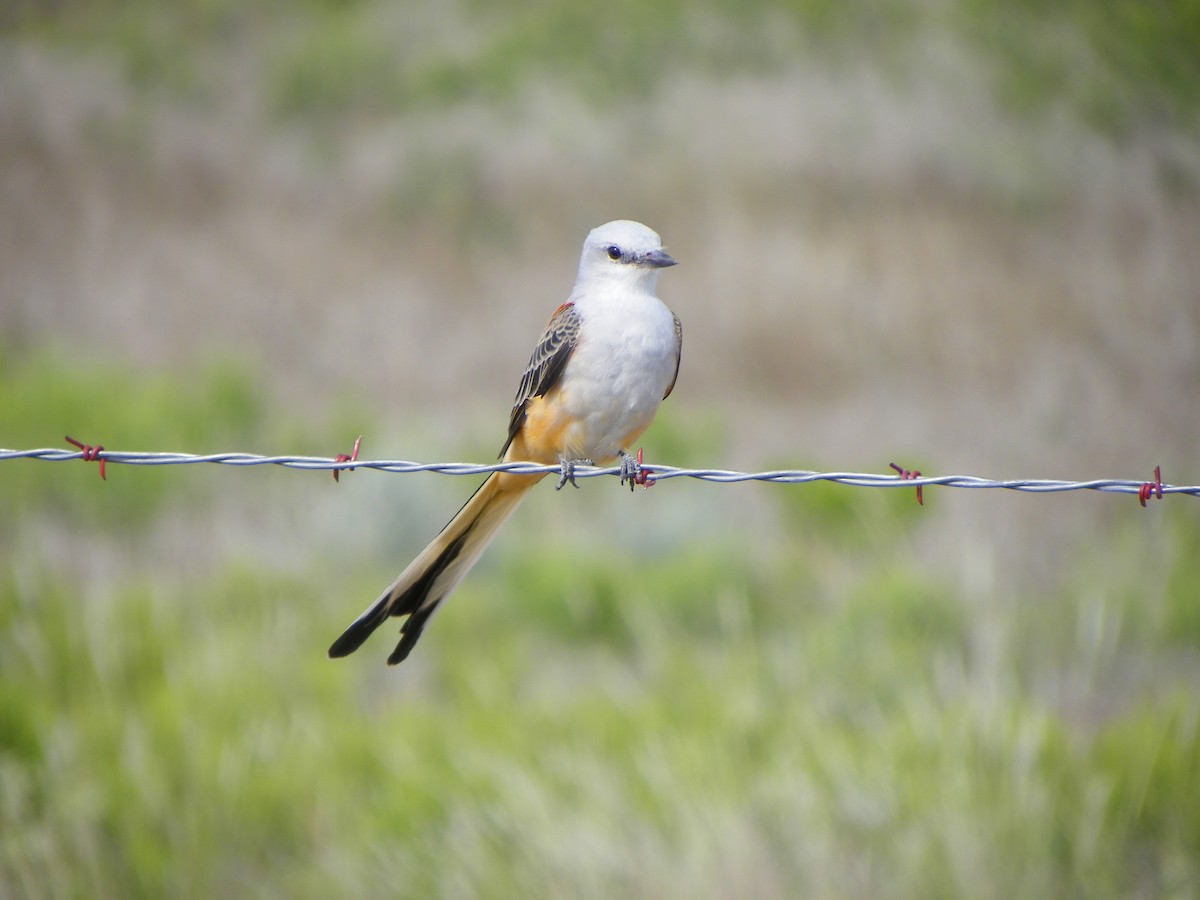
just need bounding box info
[499,302,581,457]
[662,312,683,400]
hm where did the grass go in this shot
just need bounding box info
[2,358,1198,898]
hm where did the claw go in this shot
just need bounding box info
[556,457,592,491]
[619,448,655,490]
[618,450,637,491]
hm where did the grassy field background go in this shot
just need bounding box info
[2,2,1199,897]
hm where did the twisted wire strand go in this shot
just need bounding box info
[2,447,1196,498]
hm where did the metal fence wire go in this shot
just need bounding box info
[2,443,1195,505]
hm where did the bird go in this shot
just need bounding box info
[328,220,682,665]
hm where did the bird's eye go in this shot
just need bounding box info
[606,245,622,261]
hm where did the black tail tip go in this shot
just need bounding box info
[327,625,371,659]
[384,622,421,665]
[329,596,437,665]
[386,645,412,665]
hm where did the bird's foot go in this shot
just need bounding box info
[619,448,656,491]
[556,457,593,491]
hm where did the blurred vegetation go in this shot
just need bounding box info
[0,348,369,532]
[3,2,1200,896]
[2,355,1199,896]
[954,0,1200,135]
[1,349,262,528]
[5,0,1199,135]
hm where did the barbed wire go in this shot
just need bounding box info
[2,443,1196,503]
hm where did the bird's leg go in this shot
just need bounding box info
[618,450,637,490]
[556,456,593,491]
[618,448,655,491]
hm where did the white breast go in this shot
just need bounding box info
[555,287,678,462]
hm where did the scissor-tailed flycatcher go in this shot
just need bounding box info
[329,220,682,664]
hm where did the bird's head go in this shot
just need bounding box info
[576,220,676,291]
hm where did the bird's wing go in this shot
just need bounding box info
[499,302,582,457]
[662,312,683,400]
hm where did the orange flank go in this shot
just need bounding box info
[511,391,578,463]
[511,389,653,470]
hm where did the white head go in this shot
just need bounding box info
[575,220,676,293]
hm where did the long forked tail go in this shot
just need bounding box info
[328,471,539,664]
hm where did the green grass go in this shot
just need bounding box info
[3,542,1198,896]
[2,357,1198,897]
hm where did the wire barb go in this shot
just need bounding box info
[64,435,107,480]
[889,462,924,506]
[332,435,362,483]
[1139,465,1164,507]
